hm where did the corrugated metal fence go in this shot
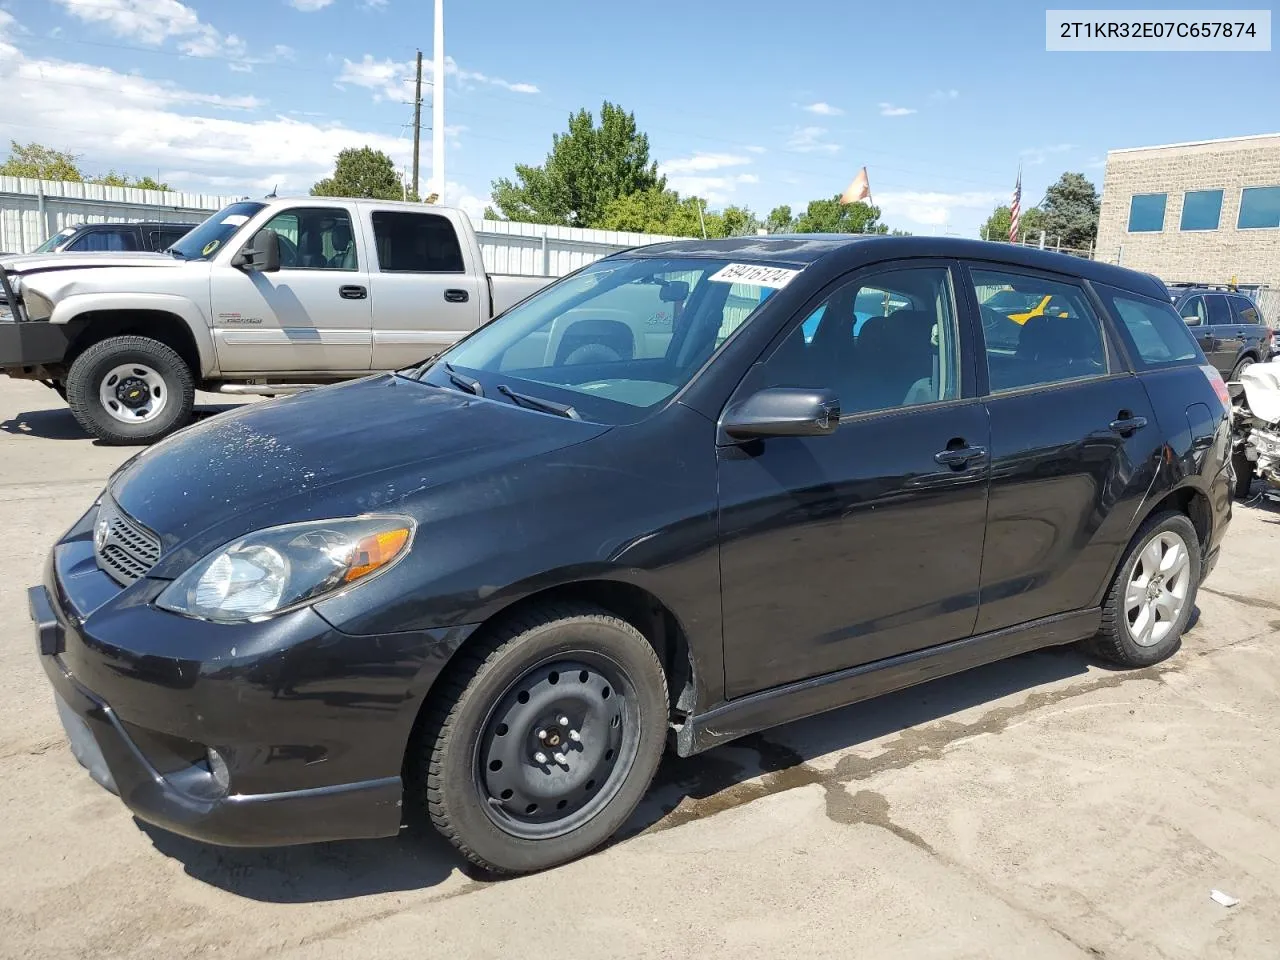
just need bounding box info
[0,176,677,277]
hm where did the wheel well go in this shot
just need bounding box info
[1145,486,1211,554]
[67,311,201,378]
[468,581,695,720]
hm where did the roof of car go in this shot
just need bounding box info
[618,235,1171,300]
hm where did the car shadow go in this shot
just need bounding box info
[142,641,1126,901]
[0,402,247,442]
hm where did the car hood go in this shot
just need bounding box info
[108,374,610,572]
[1,251,176,274]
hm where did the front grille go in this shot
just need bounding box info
[94,498,162,585]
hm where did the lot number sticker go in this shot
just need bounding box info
[708,263,801,288]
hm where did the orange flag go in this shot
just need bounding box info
[840,167,871,205]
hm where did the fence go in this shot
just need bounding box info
[0,176,678,278]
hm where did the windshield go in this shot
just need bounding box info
[166,201,266,261]
[33,228,77,254]
[417,256,795,425]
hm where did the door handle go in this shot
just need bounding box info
[444,288,469,303]
[934,445,987,468]
[1109,415,1148,436]
[339,285,367,300]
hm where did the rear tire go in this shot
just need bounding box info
[1230,356,1255,381]
[1086,511,1200,668]
[65,336,194,445]
[411,602,669,875]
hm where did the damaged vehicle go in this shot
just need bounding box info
[1229,359,1280,501]
[30,236,1232,875]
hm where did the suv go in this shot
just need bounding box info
[1169,285,1273,381]
[31,221,200,255]
[31,237,1232,875]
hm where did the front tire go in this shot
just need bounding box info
[1087,511,1201,667]
[412,603,669,875]
[65,336,194,445]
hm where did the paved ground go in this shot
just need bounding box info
[1,376,1279,960]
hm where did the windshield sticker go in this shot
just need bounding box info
[202,240,221,256]
[220,215,250,226]
[709,263,801,289]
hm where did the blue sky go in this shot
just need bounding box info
[2,0,1277,236]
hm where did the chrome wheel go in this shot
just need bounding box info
[475,655,638,841]
[98,363,167,424]
[1125,531,1191,647]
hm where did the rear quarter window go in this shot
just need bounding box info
[1097,285,1203,369]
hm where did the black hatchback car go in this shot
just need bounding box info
[1169,285,1273,381]
[30,236,1232,874]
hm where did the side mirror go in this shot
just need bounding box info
[233,229,281,273]
[1182,314,1201,326]
[722,387,840,440]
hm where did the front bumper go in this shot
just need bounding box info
[0,319,77,373]
[30,519,476,848]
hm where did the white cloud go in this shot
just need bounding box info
[874,190,1004,230]
[878,103,917,117]
[1086,155,1106,169]
[930,89,960,100]
[444,181,491,224]
[1021,143,1076,165]
[803,101,843,116]
[287,0,335,9]
[745,145,767,154]
[665,173,758,205]
[49,0,248,62]
[336,54,539,103]
[661,152,751,175]
[786,126,840,155]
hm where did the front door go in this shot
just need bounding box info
[718,262,991,700]
[211,205,373,374]
[961,263,1161,633]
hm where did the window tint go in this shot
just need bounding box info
[159,227,190,247]
[1128,194,1167,232]
[971,269,1108,393]
[69,229,139,252]
[257,208,357,270]
[1180,190,1223,231]
[1205,294,1232,325]
[1230,296,1262,325]
[1238,186,1280,229]
[1178,295,1208,326]
[371,211,463,272]
[1103,291,1201,367]
[759,266,960,416]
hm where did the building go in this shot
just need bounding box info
[1095,133,1280,318]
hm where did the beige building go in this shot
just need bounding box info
[1095,134,1280,307]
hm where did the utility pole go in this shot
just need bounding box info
[431,0,445,204]
[411,49,423,201]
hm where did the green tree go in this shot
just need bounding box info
[311,146,403,200]
[793,196,886,234]
[1040,172,1100,249]
[718,205,761,237]
[92,171,172,191]
[766,204,795,234]
[598,188,705,237]
[491,102,664,227]
[980,203,1045,242]
[0,141,84,181]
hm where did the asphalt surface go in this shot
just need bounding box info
[2,376,1279,960]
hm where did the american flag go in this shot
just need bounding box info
[1009,166,1022,243]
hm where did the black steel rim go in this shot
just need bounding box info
[473,651,639,840]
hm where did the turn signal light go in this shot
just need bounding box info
[344,528,411,582]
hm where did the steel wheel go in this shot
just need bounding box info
[474,654,638,840]
[98,363,168,424]
[1124,531,1191,647]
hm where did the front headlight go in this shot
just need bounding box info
[156,516,414,623]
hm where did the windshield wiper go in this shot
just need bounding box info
[444,361,484,397]
[165,247,187,259]
[497,384,580,420]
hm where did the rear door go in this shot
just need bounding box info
[962,263,1161,633]
[1229,295,1270,365]
[210,204,373,374]
[363,209,483,370]
[1203,293,1240,374]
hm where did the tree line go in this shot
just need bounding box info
[0,141,171,192]
[980,171,1101,250]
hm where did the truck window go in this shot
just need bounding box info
[371,211,464,273]
[257,208,358,271]
[68,229,139,252]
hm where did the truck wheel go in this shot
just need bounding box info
[65,336,195,445]
[410,602,669,875]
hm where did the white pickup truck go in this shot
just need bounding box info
[0,197,554,443]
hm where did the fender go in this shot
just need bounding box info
[49,292,219,377]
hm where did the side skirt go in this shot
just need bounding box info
[673,607,1100,757]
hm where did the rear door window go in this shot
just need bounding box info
[370,211,464,273]
[1096,286,1202,368]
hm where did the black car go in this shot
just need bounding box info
[30,236,1233,875]
[1169,284,1273,381]
[30,220,199,255]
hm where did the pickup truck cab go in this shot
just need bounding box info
[0,197,552,443]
